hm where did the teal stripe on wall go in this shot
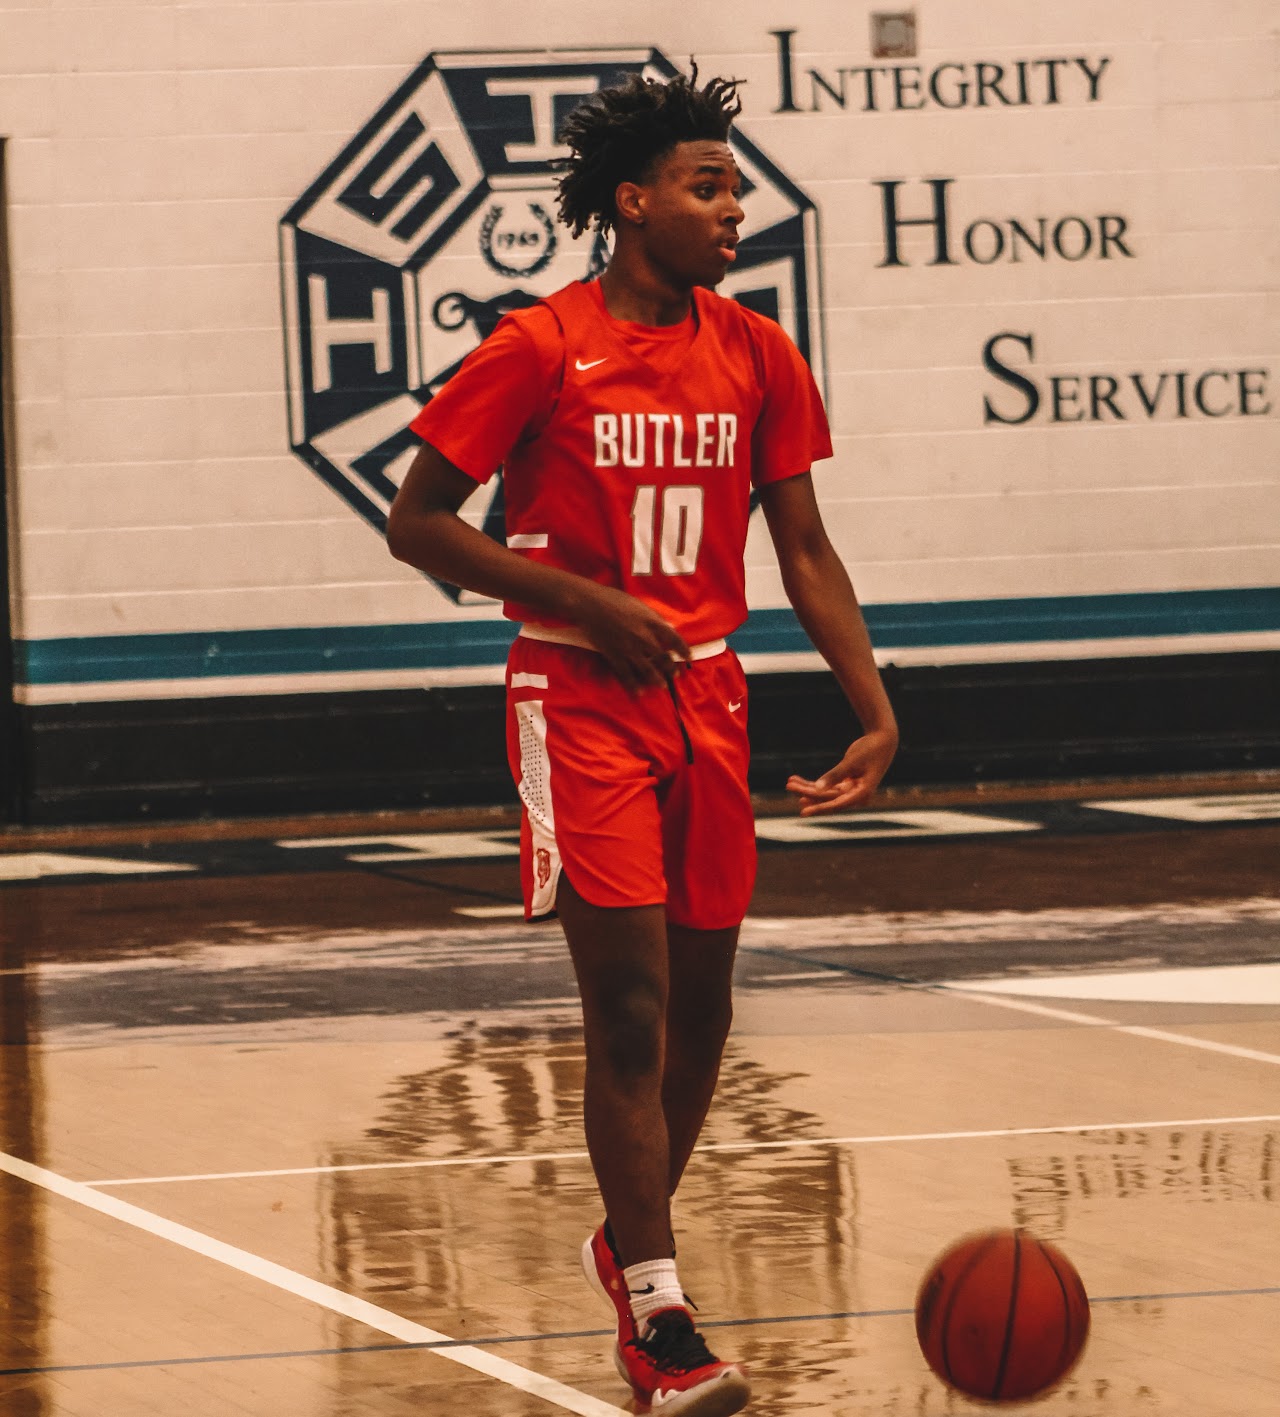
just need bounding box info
[15,588,1280,686]
[17,621,521,686]
[736,587,1280,655]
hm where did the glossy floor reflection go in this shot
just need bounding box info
[1,789,1278,1414]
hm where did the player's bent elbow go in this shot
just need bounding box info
[385,500,439,571]
[384,502,414,564]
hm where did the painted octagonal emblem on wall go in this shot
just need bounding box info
[280,47,825,602]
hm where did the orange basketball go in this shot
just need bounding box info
[915,1229,1090,1402]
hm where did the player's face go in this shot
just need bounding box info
[633,141,745,289]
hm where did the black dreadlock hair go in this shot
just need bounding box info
[554,65,742,238]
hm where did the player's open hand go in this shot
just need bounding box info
[575,586,693,690]
[785,728,898,816]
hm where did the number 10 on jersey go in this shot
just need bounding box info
[631,485,705,576]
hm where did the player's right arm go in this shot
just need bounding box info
[387,441,690,690]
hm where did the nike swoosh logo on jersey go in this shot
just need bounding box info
[575,357,607,371]
[728,700,743,713]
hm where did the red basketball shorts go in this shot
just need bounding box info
[505,633,757,930]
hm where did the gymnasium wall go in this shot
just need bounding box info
[1,2,1277,822]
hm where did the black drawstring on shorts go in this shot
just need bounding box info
[666,676,695,764]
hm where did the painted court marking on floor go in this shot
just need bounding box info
[0,853,197,881]
[742,897,1280,948]
[7,1294,1280,1380]
[754,809,1042,843]
[1081,792,1280,823]
[944,960,1280,1006]
[944,988,1280,1066]
[0,1149,625,1417]
[754,970,850,982]
[83,1113,1280,1188]
[739,909,1280,1068]
[3,792,1274,884]
[279,831,521,862]
[7,1284,1280,1379]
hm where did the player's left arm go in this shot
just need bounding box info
[759,472,899,815]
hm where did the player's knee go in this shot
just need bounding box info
[705,997,734,1051]
[672,996,733,1066]
[673,975,733,1039]
[593,983,664,1081]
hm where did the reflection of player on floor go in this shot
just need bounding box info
[389,69,898,1415]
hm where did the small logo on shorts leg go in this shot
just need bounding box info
[535,847,553,889]
[728,699,743,713]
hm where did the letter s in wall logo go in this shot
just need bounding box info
[280,48,826,601]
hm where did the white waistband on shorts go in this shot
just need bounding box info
[517,622,728,661]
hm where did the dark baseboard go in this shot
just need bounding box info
[11,650,1280,826]
[752,649,1280,787]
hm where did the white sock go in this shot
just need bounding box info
[623,1258,685,1334]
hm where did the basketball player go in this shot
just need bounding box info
[388,70,898,1416]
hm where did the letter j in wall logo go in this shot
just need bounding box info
[280,48,825,601]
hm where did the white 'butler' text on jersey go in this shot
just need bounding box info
[593,413,739,469]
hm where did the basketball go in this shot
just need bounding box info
[914,1229,1090,1402]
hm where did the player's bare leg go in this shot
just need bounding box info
[562,874,750,1413]
[558,872,675,1267]
[663,921,738,1194]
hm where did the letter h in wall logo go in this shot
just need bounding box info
[280,48,826,602]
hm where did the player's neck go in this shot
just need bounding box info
[598,256,694,328]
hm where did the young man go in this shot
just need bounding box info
[388,70,897,1417]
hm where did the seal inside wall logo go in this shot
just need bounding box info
[481,200,557,277]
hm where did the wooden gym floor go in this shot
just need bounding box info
[1,777,1278,1415]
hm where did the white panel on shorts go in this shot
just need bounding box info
[510,672,549,689]
[526,810,561,919]
[506,533,549,549]
[515,699,554,831]
[515,698,561,916]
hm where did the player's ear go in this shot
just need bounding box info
[614,181,646,228]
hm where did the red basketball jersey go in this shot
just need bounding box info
[410,279,832,643]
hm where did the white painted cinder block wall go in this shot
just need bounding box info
[2,1,1277,699]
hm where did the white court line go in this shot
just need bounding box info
[754,970,848,982]
[754,809,1041,843]
[951,961,1280,1007]
[0,1149,624,1417]
[85,1114,1280,1188]
[0,853,197,881]
[279,832,520,860]
[1081,792,1280,823]
[946,989,1280,1066]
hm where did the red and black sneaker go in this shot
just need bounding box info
[618,1307,750,1415]
[581,1224,636,1379]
